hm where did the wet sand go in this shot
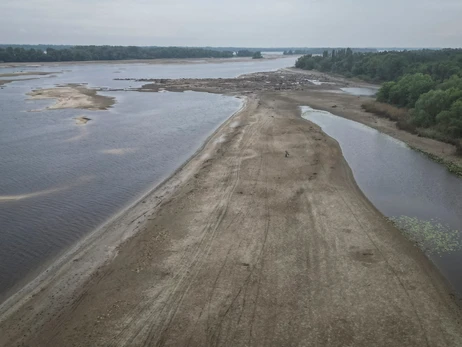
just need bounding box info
[1,70,462,346]
[0,71,57,78]
[28,84,115,110]
[0,71,57,86]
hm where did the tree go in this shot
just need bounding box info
[236,50,253,57]
[252,51,263,59]
[388,73,434,108]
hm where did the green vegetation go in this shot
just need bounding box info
[296,49,462,153]
[252,51,263,59]
[284,48,377,55]
[236,50,254,57]
[0,46,234,63]
[390,216,462,255]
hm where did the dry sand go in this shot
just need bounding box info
[28,84,115,110]
[1,70,462,346]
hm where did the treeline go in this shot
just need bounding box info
[283,50,309,55]
[0,44,72,51]
[0,46,234,62]
[296,49,462,149]
[235,50,254,57]
[236,50,263,59]
[284,48,377,56]
[295,48,462,82]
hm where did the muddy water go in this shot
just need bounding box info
[302,106,462,296]
[0,57,298,302]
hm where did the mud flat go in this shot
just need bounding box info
[28,84,115,110]
[1,71,462,346]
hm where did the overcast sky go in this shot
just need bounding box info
[1,0,461,47]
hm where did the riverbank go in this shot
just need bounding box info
[1,77,461,345]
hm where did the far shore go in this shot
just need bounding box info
[0,54,293,69]
[1,67,462,346]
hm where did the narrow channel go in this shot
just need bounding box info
[302,106,462,296]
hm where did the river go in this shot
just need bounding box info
[0,56,297,302]
[302,106,462,296]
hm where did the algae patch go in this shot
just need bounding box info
[390,216,462,255]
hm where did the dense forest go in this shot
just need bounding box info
[296,49,462,149]
[0,46,234,62]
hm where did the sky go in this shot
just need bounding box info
[1,0,461,48]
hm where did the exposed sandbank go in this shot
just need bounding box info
[0,71,57,78]
[75,116,92,125]
[28,84,115,110]
[134,69,462,170]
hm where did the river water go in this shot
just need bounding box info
[0,57,297,302]
[302,107,462,295]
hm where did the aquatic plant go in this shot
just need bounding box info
[408,146,462,177]
[390,216,462,255]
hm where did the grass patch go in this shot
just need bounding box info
[362,101,409,122]
[363,101,462,160]
[390,216,462,255]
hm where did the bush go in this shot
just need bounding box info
[456,141,462,156]
[362,101,408,122]
[252,51,263,59]
[396,119,417,134]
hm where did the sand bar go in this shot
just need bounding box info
[1,70,461,346]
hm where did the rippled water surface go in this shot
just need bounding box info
[0,57,297,301]
[302,107,462,295]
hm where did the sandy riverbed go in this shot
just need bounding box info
[28,84,115,110]
[1,70,462,346]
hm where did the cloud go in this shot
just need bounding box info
[1,0,461,47]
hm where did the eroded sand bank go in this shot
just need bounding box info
[1,70,462,346]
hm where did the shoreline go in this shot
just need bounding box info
[0,95,248,320]
[2,82,462,345]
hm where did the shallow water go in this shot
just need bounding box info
[302,107,462,295]
[0,57,297,302]
[340,87,378,96]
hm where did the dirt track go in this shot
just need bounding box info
[1,87,462,346]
